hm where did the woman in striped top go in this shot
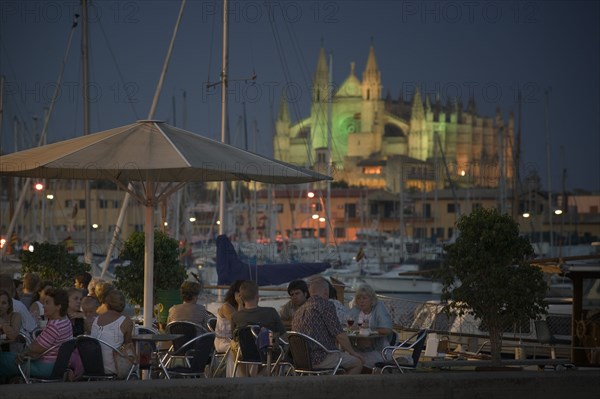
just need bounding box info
[0,288,73,380]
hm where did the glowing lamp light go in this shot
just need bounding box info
[189,217,196,222]
[311,214,319,220]
[34,183,44,191]
[92,223,99,229]
[0,238,6,248]
[28,244,34,252]
[554,209,563,215]
[46,194,54,200]
[318,217,326,222]
[522,212,530,218]
[164,222,168,226]
[307,191,315,198]
[216,220,221,225]
[460,170,466,177]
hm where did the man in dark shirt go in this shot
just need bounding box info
[231,280,285,377]
[292,276,364,374]
[231,280,285,336]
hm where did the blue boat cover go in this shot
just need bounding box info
[216,235,330,286]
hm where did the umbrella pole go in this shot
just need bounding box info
[143,182,155,328]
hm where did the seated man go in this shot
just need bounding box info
[279,280,309,330]
[231,280,285,337]
[292,276,364,374]
[231,280,285,377]
[167,281,209,330]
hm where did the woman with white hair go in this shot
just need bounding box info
[347,283,394,368]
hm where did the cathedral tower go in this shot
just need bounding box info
[274,88,291,161]
[310,46,330,153]
[361,45,384,149]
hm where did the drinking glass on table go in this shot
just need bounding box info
[134,304,141,323]
[346,317,354,333]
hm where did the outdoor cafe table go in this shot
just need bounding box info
[347,331,388,349]
[132,333,183,379]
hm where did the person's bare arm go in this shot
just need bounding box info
[336,332,365,363]
[220,303,236,320]
[16,338,48,363]
[121,316,134,344]
[2,312,22,340]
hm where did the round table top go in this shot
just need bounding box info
[132,333,183,342]
[347,330,387,340]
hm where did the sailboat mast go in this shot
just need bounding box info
[545,88,554,255]
[0,14,80,260]
[100,0,187,281]
[326,52,333,245]
[512,91,522,220]
[81,0,92,264]
[218,0,229,236]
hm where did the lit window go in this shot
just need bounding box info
[362,166,382,175]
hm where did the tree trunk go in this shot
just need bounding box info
[489,326,503,365]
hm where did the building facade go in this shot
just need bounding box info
[274,46,515,193]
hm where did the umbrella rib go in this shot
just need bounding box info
[156,182,187,202]
[154,122,192,167]
[110,178,146,205]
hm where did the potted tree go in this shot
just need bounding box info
[19,241,90,288]
[114,230,187,324]
[439,207,548,366]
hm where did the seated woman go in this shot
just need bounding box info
[90,289,134,376]
[29,281,53,329]
[167,281,209,330]
[347,283,394,369]
[214,280,243,377]
[66,288,85,337]
[0,289,23,353]
[0,288,72,380]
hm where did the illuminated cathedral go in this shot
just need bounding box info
[274,45,515,193]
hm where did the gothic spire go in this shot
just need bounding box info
[411,87,425,120]
[362,44,381,100]
[278,88,290,122]
[312,46,329,102]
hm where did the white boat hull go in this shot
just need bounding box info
[357,275,441,294]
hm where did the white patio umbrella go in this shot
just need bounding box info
[0,120,331,326]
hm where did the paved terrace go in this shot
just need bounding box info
[3,370,599,399]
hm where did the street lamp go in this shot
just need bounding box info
[554,209,564,256]
[522,212,533,245]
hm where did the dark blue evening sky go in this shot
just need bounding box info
[1,1,598,192]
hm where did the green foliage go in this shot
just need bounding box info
[19,242,90,288]
[439,207,548,361]
[114,230,187,306]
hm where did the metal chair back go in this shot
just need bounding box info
[166,332,215,378]
[18,339,76,383]
[76,335,135,380]
[377,329,428,373]
[287,331,342,375]
[166,321,206,354]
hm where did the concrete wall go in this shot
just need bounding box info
[3,370,599,399]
